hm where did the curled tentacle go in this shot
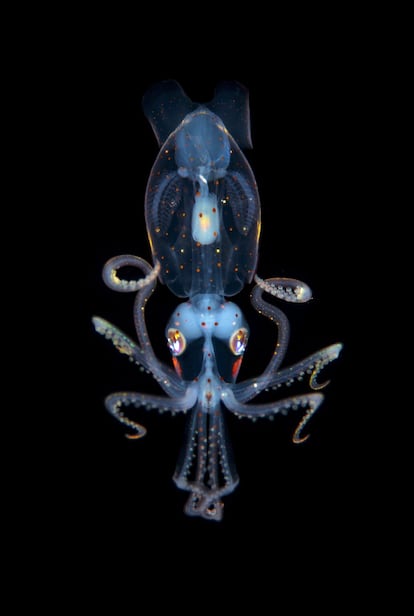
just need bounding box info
[234,343,343,402]
[101,255,177,392]
[254,275,312,303]
[292,402,321,444]
[308,343,343,390]
[236,278,341,403]
[222,387,324,443]
[105,386,198,439]
[102,255,160,293]
[233,279,290,402]
[105,393,148,439]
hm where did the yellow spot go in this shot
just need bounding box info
[115,342,132,356]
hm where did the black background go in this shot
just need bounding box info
[42,37,381,605]
[79,71,358,526]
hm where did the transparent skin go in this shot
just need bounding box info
[144,87,260,298]
[93,81,342,520]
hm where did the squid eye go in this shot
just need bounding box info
[167,328,186,356]
[229,327,249,356]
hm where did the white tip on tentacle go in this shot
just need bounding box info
[254,275,312,303]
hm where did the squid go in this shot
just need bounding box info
[93,80,342,520]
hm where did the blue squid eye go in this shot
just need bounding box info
[229,327,249,355]
[167,328,186,356]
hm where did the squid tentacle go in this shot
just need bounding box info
[231,278,291,402]
[92,317,183,397]
[174,405,239,521]
[100,256,184,394]
[254,275,312,303]
[102,255,160,293]
[102,255,160,361]
[105,385,198,439]
[234,278,342,403]
[222,387,324,443]
[234,343,343,402]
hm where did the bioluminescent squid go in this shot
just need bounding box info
[93,80,342,520]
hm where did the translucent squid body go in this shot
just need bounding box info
[93,80,342,520]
